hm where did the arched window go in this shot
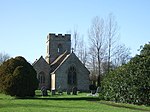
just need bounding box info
[58,44,63,54]
[68,66,77,85]
[38,71,46,84]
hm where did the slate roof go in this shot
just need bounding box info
[33,51,90,75]
[50,51,70,73]
[32,56,48,66]
[50,51,90,74]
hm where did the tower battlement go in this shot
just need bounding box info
[46,33,71,64]
[47,33,71,41]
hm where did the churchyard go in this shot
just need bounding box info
[0,90,150,112]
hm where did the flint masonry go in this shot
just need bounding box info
[33,33,90,92]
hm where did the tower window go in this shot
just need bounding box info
[58,44,63,54]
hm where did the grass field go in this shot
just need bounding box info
[0,91,149,112]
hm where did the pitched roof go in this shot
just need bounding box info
[51,52,90,74]
[32,56,48,66]
[50,51,69,73]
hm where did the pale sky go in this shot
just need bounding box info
[0,0,149,62]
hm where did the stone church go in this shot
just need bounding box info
[33,33,90,92]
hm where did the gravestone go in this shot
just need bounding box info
[67,89,71,95]
[41,86,48,96]
[58,86,63,95]
[89,84,97,94]
[96,86,101,93]
[72,87,77,95]
[51,89,55,95]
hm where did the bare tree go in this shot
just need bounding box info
[88,16,107,87]
[77,36,88,65]
[0,52,10,65]
[71,28,88,66]
[86,46,97,86]
[105,13,119,74]
[87,47,97,71]
[113,44,131,67]
[88,14,129,86]
[71,27,79,53]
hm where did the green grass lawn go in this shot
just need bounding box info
[0,91,149,112]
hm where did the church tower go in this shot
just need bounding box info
[45,33,71,64]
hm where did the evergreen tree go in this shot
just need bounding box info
[0,56,38,97]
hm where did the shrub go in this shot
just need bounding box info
[0,56,38,97]
[101,43,150,105]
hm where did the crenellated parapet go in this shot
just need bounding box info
[46,33,71,64]
[47,33,71,42]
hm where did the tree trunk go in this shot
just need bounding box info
[97,49,101,87]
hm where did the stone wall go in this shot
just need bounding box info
[54,53,90,92]
[33,56,50,90]
[46,33,71,64]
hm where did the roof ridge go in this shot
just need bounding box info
[50,51,69,72]
[51,51,68,66]
[32,56,48,65]
[51,54,70,73]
